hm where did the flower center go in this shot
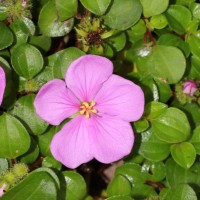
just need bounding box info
[79,101,97,118]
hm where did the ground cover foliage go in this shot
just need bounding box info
[0,0,200,199]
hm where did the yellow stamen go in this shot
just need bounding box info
[79,101,97,118]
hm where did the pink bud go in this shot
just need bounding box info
[182,80,198,96]
[0,183,6,197]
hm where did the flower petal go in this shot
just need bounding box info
[94,75,144,122]
[65,55,113,102]
[0,67,6,105]
[50,115,93,168]
[90,115,134,163]
[34,79,80,125]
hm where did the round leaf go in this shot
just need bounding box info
[140,0,169,17]
[20,137,39,164]
[137,45,186,84]
[48,47,85,78]
[0,23,13,50]
[103,0,142,30]
[0,113,30,158]
[62,171,87,200]
[164,184,197,200]
[80,0,111,15]
[107,175,132,197]
[139,128,170,161]
[152,108,191,143]
[11,44,44,79]
[1,171,57,200]
[38,1,74,37]
[165,5,192,34]
[171,142,196,169]
[55,0,77,21]
[11,94,48,135]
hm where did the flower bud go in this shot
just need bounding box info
[182,80,198,96]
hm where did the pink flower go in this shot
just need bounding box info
[0,183,6,197]
[0,66,6,105]
[182,80,198,96]
[34,55,144,168]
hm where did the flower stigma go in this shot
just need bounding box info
[79,101,97,118]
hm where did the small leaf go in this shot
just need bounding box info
[139,128,170,161]
[103,0,142,30]
[0,158,8,176]
[1,171,57,200]
[165,5,192,34]
[11,44,44,79]
[164,184,197,200]
[144,101,168,120]
[55,0,77,21]
[62,171,87,200]
[48,47,85,78]
[152,107,191,143]
[11,94,48,135]
[140,0,169,17]
[107,175,132,197]
[80,0,111,15]
[0,23,13,50]
[0,113,30,158]
[38,1,74,37]
[171,142,196,169]
[20,137,39,164]
[137,45,186,84]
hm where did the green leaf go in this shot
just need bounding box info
[189,55,200,79]
[11,44,44,79]
[0,23,13,50]
[10,94,48,135]
[9,19,30,45]
[29,35,52,54]
[37,126,61,157]
[165,158,188,186]
[1,171,57,200]
[20,137,39,164]
[0,113,30,158]
[141,161,166,182]
[62,171,87,200]
[154,78,172,103]
[137,45,186,84]
[42,156,62,170]
[108,32,126,52]
[107,175,132,197]
[190,3,200,19]
[150,14,168,29]
[158,33,190,58]
[140,0,169,17]
[38,1,74,37]
[190,126,200,155]
[116,163,145,184]
[152,108,190,143]
[80,0,111,15]
[164,184,197,200]
[165,5,192,34]
[144,101,168,120]
[139,128,170,161]
[171,142,196,169]
[103,0,142,30]
[48,47,85,78]
[186,34,200,58]
[55,0,77,21]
